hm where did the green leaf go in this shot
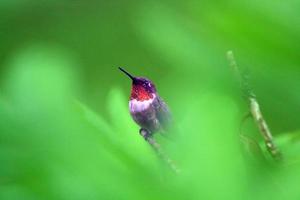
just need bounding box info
[275,130,300,165]
[106,87,138,136]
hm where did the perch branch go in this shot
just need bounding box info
[226,51,282,161]
[140,129,181,174]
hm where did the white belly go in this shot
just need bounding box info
[129,96,155,113]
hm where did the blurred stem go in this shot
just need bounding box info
[139,129,181,174]
[226,51,282,161]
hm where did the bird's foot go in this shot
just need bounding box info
[139,128,152,140]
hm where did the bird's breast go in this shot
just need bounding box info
[129,95,156,113]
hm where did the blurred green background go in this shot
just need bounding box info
[1,0,300,200]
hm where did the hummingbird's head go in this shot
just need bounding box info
[119,67,156,101]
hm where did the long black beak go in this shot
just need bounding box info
[118,67,135,81]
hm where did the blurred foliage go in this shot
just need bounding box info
[1,0,300,200]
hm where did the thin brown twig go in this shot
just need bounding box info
[226,51,282,161]
[140,129,181,174]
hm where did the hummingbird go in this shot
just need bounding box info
[119,67,171,139]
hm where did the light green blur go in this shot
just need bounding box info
[1,1,300,200]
